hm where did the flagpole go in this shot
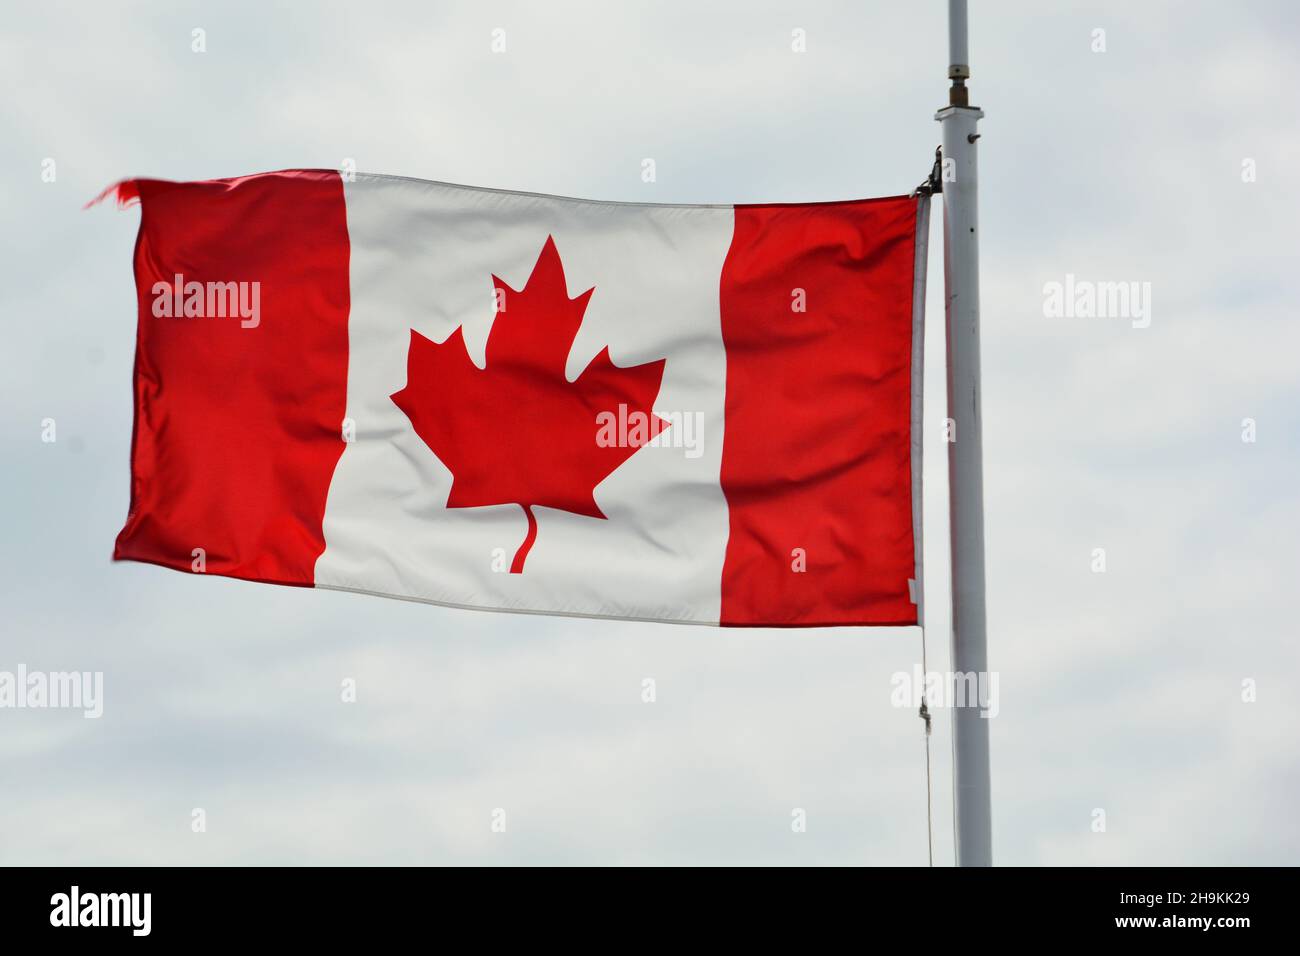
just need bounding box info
[936,0,992,866]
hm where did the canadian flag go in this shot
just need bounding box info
[102,170,927,627]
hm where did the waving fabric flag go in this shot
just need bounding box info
[102,170,927,627]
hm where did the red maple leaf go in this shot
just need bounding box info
[391,236,669,573]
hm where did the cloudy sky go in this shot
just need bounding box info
[2,0,1298,865]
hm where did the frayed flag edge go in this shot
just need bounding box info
[85,179,140,210]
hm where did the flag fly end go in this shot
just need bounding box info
[85,179,140,210]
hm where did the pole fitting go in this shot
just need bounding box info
[914,146,944,198]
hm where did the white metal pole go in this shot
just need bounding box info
[936,0,992,867]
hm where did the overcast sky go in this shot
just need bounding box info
[2,0,1298,865]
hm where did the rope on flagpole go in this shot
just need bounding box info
[920,626,934,867]
[911,147,941,868]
